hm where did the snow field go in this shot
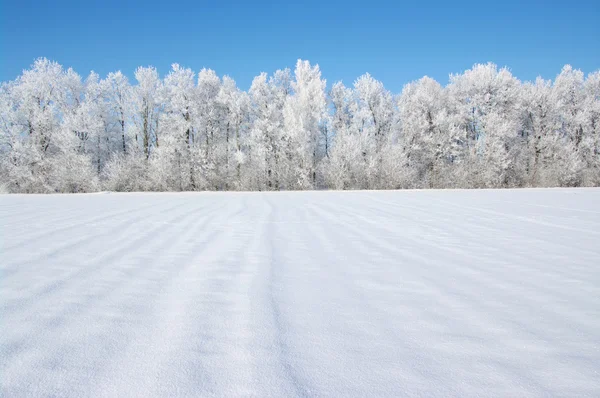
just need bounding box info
[1,189,599,397]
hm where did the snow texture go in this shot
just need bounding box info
[1,189,600,397]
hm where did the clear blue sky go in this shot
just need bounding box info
[1,0,598,92]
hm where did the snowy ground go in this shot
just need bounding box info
[1,189,599,397]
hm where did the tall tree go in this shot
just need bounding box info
[133,66,162,159]
[283,60,327,189]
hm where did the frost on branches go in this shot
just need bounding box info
[1,59,599,193]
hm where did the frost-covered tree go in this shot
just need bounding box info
[0,58,97,192]
[447,63,523,187]
[248,69,290,190]
[325,81,359,189]
[103,71,132,154]
[399,76,451,187]
[217,76,249,190]
[133,66,162,159]
[352,74,395,188]
[195,68,224,189]
[282,60,328,189]
[582,71,600,184]
[159,64,197,190]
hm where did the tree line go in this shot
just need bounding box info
[0,58,598,193]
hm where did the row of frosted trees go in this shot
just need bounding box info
[0,58,598,193]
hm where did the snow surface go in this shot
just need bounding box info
[1,189,600,397]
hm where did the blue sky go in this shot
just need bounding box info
[1,0,598,92]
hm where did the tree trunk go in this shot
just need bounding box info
[236,121,241,188]
[225,122,230,190]
[154,116,159,148]
[186,127,195,190]
[97,134,101,174]
[143,105,150,159]
[120,116,126,154]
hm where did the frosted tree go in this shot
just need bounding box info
[325,81,359,189]
[61,68,86,148]
[248,69,290,190]
[399,76,451,187]
[521,77,556,186]
[350,73,395,188]
[0,80,39,191]
[583,71,600,184]
[158,64,198,190]
[0,58,96,192]
[133,66,162,159]
[217,76,250,189]
[196,68,223,189]
[247,72,272,190]
[447,63,523,187]
[103,71,132,154]
[282,60,327,189]
[101,70,153,192]
[79,72,106,174]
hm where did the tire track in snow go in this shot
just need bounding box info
[262,195,313,398]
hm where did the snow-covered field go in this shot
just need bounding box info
[1,189,599,397]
